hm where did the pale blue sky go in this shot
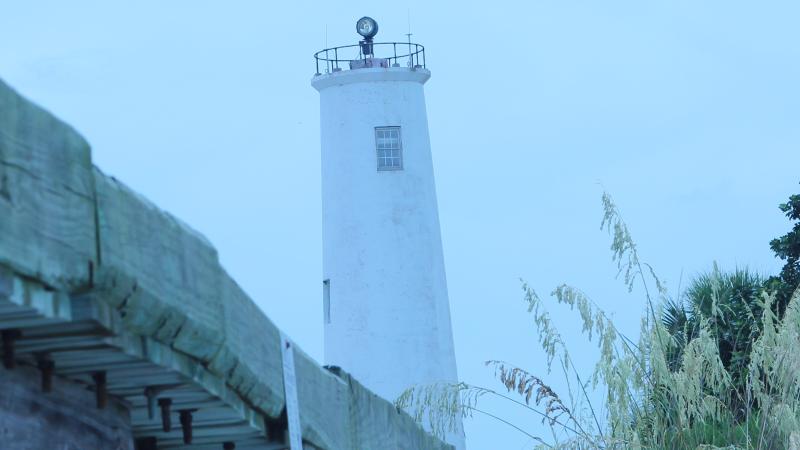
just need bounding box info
[2,1,799,448]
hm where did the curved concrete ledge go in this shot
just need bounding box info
[311,67,430,91]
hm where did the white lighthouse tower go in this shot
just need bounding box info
[312,17,464,448]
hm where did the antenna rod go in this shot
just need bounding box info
[406,9,413,67]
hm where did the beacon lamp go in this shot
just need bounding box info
[356,16,378,39]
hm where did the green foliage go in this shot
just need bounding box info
[396,192,800,449]
[662,267,765,415]
[766,188,800,317]
[661,414,762,449]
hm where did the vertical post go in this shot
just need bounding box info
[264,414,286,443]
[134,437,158,450]
[38,359,54,392]
[179,409,196,444]
[407,34,412,67]
[92,371,107,409]
[158,398,173,432]
[2,329,21,369]
[144,387,157,420]
[280,334,303,450]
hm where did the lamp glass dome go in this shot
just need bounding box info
[356,17,378,38]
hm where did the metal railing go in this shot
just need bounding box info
[314,42,426,75]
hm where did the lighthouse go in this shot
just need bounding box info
[312,17,465,448]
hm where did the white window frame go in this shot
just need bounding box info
[375,126,403,171]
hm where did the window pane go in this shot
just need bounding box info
[375,126,402,170]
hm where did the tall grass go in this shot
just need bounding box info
[396,193,800,449]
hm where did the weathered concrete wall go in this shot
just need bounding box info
[0,78,96,292]
[0,365,133,450]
